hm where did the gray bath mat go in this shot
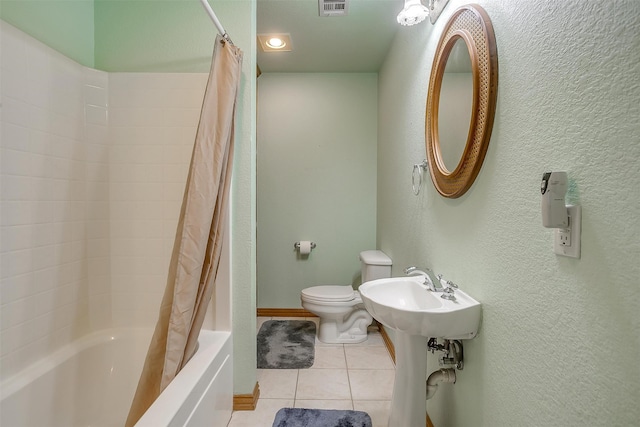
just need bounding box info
[273,408,372,427]
[257,320,316,369]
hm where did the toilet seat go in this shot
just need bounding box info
[301,285,361,304]
[301,285,355,302]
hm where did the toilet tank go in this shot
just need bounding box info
[359,250,392,284]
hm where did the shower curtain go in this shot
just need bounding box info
[126,35,243,427]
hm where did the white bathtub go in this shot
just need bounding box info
[0,328,233,427]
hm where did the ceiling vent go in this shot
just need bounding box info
[318,0,349,17]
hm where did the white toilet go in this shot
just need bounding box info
[300,250,392,344]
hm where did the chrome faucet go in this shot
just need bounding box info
[424,270,445,292]
[404,266,444,292]
[404,266,428,277]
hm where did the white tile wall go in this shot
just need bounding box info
[84,61,111,333]
[1,22,218,380]
[108,72,208,328]
[0,22,110,380]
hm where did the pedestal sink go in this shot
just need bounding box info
[359,277,481,427]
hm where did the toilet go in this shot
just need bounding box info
[301,250,392,344]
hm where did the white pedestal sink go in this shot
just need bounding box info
[359,277,481,426]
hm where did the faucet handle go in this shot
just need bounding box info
[441,281,457,300]
[441,287,456,300]
[445,280,458,289]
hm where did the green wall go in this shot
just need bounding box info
[94,0,236,72]
[221,0,257,398]
[0,0,95,67]
[257,73,378,308]
[378,0,640,425]
[0,0,245,73]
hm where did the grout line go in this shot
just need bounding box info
[344,344,355,407]
[293,368,299,408]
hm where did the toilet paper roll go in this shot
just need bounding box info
[298,241,312,255]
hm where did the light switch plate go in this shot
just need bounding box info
[554,205,581,258]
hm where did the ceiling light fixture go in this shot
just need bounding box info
[266,37,286,49]
[397,0,430,26]
[396,0,449,26]
[257,34,293,52]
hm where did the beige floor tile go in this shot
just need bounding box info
[348,369,395,400]
[345,346,395,370]
[314,336,345,347]
[246,317,397,427]
[226,398,293,427]
[311,346,347,369]
[296,368,352,400]
[353,400,392,427]
[294,399,353,410]
[356,331,386,347]
[257,369,298,399]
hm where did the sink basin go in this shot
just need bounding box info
[358,276,481,426]
[359,276,481,339]
[359,276,482,426]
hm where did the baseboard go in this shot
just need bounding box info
[257,308,316,317]
[233,382,260,411]
[376,321,396,364]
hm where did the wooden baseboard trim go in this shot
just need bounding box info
[376,321,396,364]
[233,382,260,411]
[257,308,316,318]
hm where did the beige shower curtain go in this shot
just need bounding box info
[125,36,243,427]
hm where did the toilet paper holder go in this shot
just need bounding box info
[293,241,316,250]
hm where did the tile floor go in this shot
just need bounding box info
[226,317,395,427]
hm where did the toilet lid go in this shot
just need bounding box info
[301,285,356,302]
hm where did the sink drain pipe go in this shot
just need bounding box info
[426,368,456,400]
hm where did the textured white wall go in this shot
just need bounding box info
[378,0,640,425]
[257,73,378,308]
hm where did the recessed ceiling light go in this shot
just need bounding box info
[258,34,293,52]
[266,37,286,49]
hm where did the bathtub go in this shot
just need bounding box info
[0,328,233,427]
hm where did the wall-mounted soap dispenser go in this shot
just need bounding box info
[541,171,581,258]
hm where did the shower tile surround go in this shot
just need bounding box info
[226,317,394,427]
[0,22,210,380]
[1,22,109,379]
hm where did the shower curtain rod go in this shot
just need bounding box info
[199,0,234,45]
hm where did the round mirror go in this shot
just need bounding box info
[437,38,473,172]
[425,5,498,198]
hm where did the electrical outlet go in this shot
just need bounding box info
[557,228,571,246]
[554,205,581,258]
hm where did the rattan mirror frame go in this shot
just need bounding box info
[425,4,498,198]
